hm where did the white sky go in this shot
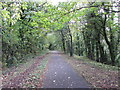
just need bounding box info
[6,0,114,3]
[23,0,114,5]
[22,0,66,5]
[47,0,68,5]
[23,0,71,5]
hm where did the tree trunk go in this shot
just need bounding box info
[96,41,100,62]
[102,13,115,65]
[60,31,66,53]
[76,33,80,56]
[68,25,73,56]
[82,31,88,57]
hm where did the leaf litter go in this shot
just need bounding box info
[63,54,119,89]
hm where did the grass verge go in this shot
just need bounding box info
[21,56,49,88]
[74,54,120,71]
[2,49,49,74]
[2,49,49,87]
[64,54,119,88]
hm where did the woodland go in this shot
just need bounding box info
[1,0,120,68]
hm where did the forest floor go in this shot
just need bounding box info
[1,51,119,89]
[63,54,119,89]
[2,52,49,88]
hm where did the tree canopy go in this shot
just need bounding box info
[1,0,120,67]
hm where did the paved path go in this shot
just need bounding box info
[42,51,90,88]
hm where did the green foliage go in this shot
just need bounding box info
[74,54,119,71]
[1,1,119,68]
[1,1,49,68]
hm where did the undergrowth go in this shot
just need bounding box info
[2,49,49,74]
[74,54,120,71]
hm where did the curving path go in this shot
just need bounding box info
[42,51,91,88]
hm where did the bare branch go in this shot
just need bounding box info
[39,1,47,8]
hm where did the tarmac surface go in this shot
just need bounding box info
[42,51,90,88]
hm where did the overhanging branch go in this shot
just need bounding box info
[64,5,99,15]
[64,5,120,15]
[39,1,47,8]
